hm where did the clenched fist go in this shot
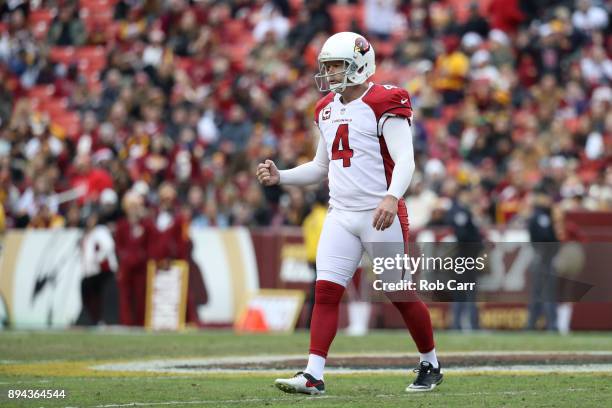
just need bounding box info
[256,159,280,186]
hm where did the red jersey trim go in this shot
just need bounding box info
[398,198,410,274]
[362,84,413,136]
[378,136,394,189]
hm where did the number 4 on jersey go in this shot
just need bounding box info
[332,124,354,167]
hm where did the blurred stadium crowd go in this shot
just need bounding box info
[0,0,611,235]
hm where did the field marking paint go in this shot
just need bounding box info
[0,379,51,385]
[91,353,612,375]
[92,364,612,375]
[4,352,612,379]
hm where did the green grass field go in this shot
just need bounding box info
[1,330,611,407]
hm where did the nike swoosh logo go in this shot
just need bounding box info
[401,99,408,104]
[306,380,323,388]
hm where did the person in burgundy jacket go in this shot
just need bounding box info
[149,182,189,263]
[114,190,153,326]
[149,182,206,325]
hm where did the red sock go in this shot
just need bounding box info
[389,298,435,353]
[309,280,345,358]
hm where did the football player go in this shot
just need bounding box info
[257,32,442,394]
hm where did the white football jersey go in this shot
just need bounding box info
[315,82,413,211]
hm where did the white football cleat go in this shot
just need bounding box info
[274,371,325,395]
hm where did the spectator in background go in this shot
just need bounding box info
[149,182,203,325]
[240,181,273,226]
[406,174,438,230]
[68,154,114,205]
[434,35,470,104]
[150,182,189,264]
[79,209,118,325]
[287,0,332,53]
[487,0,524,33]
[461,32,483,58]
[23,115,63,161]
[0,200,5,233]
[118,6,147,44]
[281,186,309,226]
[571,0,609,32]
[526,187,559,331]
[99,188,121,227]
[15,174,61,228]
[48,3,86,46]
[168,8,199,56]
[302,186,328,327]
[580,46,612,84]
[365,0,400,41]
[0,0,609,239]
[142,28,166,69]
[0,67,13,127]
[470,49,498,84]
[447,185,482,331]
[219,105,252,154]
[488,29,513,67]
[115,190,151,326]
[253,3,290,43]
[552,200,586,335]
[460,2,490,37]
[27,203,65,228]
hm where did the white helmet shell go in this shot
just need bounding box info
[315,32,376,93]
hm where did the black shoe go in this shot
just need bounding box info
[406,361,443,392]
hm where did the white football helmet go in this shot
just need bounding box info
[315,32,376,93]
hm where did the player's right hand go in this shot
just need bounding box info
[256,159,280,186]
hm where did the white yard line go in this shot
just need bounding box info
[0,379,51,385]
[91,364,612,375]
[91,352,612,375]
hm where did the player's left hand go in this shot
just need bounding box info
[372,195,398,231]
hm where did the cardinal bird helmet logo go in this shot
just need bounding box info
[354,37,370,56]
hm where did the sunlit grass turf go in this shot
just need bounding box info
[2,330,612,361]
[1,330,611,407]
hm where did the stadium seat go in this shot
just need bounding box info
[423,118,440,138]
[49,47,76,66]
[79,0,118,10]
[371,40,395,60]
[447,0,493,23]
[105,21,121,40]
[87,78,103,94]
[28,84,56,100]
[51,111,81,139]
[49,46,106,80]
[28,9,56,26]
[226,45,250,65]
[442,105,460,122]
[288,0,302,10]
[372,66,395,84]
[329,4,364,33]
[79,1,115,15]
[224,20,247,44]
[174,57,195,73]
[74,46,106,71]
[36,103,71,119]
[80,7,113,33]
[29,8,56,34]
